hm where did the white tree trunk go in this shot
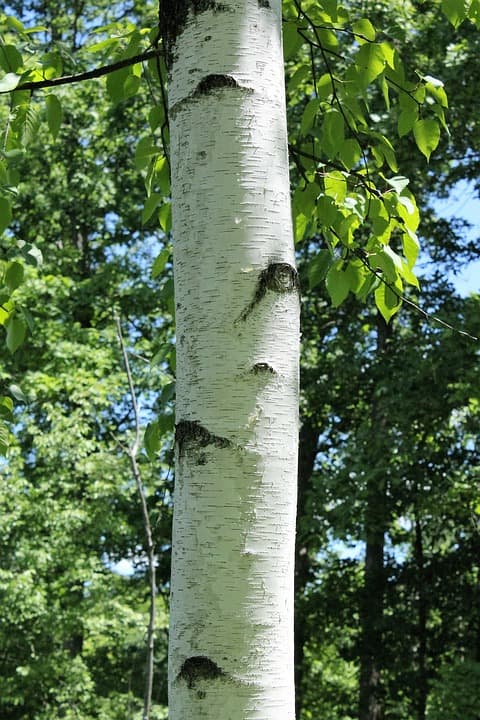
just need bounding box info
[166,2,299,718]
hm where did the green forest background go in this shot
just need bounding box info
[0,1,479,719]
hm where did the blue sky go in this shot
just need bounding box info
[434,180,480,296]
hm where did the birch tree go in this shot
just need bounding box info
[161,2,300,717]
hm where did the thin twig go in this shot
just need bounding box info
[353,250,479,341]
[114,313,157,720]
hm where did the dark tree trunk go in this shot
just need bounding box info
[414,510,428,720]
[358,315,391,720]
[294,419,319,718]
[359,510,385,720]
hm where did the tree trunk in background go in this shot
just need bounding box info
[359,522,385,720]
[359,316,390,720]
[163,2,299,718]
[414,510,428,720]
[294,419,319,718]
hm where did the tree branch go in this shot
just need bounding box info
[114,313,157,720]
[1,49,162,94]
[352,250,479,341]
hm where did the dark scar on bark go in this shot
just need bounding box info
[160,1,229,69]
[177,656,226,689]
[258,0,271,7]
[169,74,253,119]
[196,74,239,94]
[175,420,231,454]
[237,263,300,323]
[252,362,276,375]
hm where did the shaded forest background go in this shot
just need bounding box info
[0,1,479,719]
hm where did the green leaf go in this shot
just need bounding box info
[324,171,347,202]
[398,260,420,289]
[155,155,170,196]
[318,28,339,51]
[318,0,339,20]
[468,0,480,25]
[424,76,448,108]
[123,74,141,97]
[398,108,418,137]
[283,21,304,59]
[135,137,159,170]
[371,248,396,281]
[373,134,398,172]
[294,182,320,219]
[386,176,410,193]
[152,247,171,279]
[23,24,49,34]
[381,76,390,110]
[142,193,162,224]
[431,103,449,133]
[352,18,376,42]
[0,196,13,235]
[106,66,130,103]
[21,243,43,266]
[144,415,174,460]
[5,15,25,32]
[316,73,333,101]
[294,211,309,244]
[322,110,345,157]
[5,314,26,353]
[0,421,9,455]
[87,37,120,53]
[370,201,391,242]
[301,98,321,135]
[17,103,41,146]
[374,280,402,322]
[158,203,172,233]
[397,194,420,231]
[0,72,21,92]
[402,229,420,267]
[413,119,440,161]
[308,249,332,289]
[441,0,468,26]
[144,420,161,460]
[0,299,13,325]
[5,261,24,292]
[0,395,14,422]
[339,138,362,169]
[326,260,350,306]
[45,94,63,140]
[148,105,164,132]
[0,45,23,73]
[355,43,386,88]
[344,260,365,294]
[9,383,27,402]
[316,195,340,226]
[380,42,396,70]
[20,305,34,332]
[287,65,309,92]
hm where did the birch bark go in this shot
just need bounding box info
[163,1,299,718]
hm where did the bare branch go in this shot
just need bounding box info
[1,49,161,95]
[114,313,157,720]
